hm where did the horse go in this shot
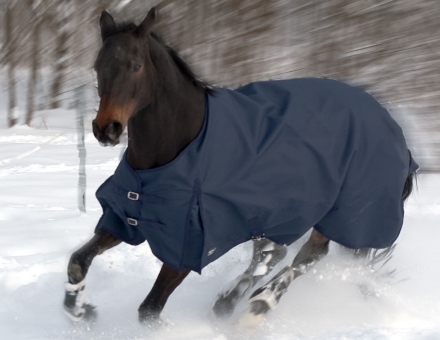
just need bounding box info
[63,7,418,326]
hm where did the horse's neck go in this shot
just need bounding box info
[126,41,205,170]
[126,93,205,170]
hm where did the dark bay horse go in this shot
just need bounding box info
[63,8,418,326]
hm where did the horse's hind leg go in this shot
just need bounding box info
[64,230,121,321]
[212,239,287,317]
[239,229,329,325]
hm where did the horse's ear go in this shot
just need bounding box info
[137,7,156,37]
[100,11,117,41]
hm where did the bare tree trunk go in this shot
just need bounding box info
[26,0,42,126]
[50,0,73,109]
[5,0,18,127]
[50,32,68,109]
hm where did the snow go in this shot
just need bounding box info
[0,108,439,340]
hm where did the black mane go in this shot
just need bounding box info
[150,32,212,93]
[111,21,211,93]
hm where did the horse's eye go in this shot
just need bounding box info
[133,64,141,72]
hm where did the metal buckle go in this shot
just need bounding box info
[127,218,138,226]
[127,191,139,200]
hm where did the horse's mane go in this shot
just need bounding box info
[150,32,212,92]
[113,21,211,93]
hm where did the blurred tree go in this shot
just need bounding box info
[50,0,74,109]
[218,0,276,81]
[26,0,43,126]
[5,0,17,127]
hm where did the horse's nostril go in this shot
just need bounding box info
[105,121,123,141]
[92,120,122,146]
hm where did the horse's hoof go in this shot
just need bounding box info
[138,310,164,330]
[64,280,96,323]
[64,303,97,323]
[236,301,269,328]
[249,299,271,315]
[212,275,254,318]
[212,297,236,318]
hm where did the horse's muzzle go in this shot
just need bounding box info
[92,120,123,146]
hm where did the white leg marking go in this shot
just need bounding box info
[64,279,87,322]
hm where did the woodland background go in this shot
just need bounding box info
[1,0,439,170]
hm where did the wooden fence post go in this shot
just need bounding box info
[75,85,87,213]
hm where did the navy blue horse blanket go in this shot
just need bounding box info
[95,78,418,273]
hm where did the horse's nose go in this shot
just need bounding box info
[92,120,103,140]
[92,120,123,146]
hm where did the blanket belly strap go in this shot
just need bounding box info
[112,184,167,204]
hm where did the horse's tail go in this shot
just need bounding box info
[402,171,417,202]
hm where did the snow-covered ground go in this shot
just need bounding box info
[0,108,439,340]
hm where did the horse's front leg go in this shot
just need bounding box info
[138,264,191,323]
[64,230,121,321]
[239,229,329,325]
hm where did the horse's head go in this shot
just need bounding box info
[92,8,156,146]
